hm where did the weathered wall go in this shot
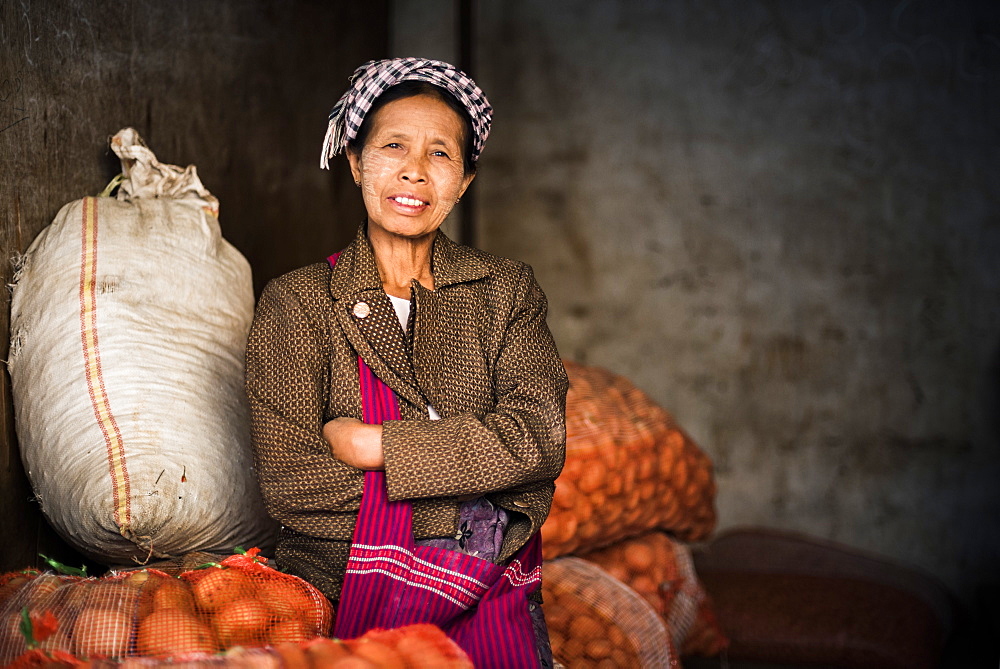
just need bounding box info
[0,1,387,571]
[474,0,1000,604]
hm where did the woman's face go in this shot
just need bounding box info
[348,94,475,242]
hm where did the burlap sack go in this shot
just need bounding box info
[8,128,276,564]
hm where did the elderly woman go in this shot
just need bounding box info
[245,58,567,667]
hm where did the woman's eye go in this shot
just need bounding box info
[432,150,450,158]
[384,142,402,149]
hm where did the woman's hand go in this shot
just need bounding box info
[323,418,385,470]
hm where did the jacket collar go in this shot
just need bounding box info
[328,223,491,300]
[327,223,491,412]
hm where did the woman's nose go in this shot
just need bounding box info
[400,154,428,183]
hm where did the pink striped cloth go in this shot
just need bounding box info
[328,253,543,668]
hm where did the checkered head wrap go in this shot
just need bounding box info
[320,57,492,169]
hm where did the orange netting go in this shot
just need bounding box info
[541,361,717,560]
[177,549,333,652]
[542,557,675,668]
[578,530,729,658]
[0,549,333,664]
[1,552,474,667]
[6,624,472,668]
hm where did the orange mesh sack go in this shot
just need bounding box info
[6,623,471,668]
[0,570,42,613]
[0,549,331,665]
[176,548,332,654]
[541,361,717,559]
[0,568,154,664]
[340,624,473,667]
[579,530,729,658]
[0,571,83,663]
[542,556,676,668]
[66,624,471,668]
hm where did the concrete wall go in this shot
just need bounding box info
[473,0,1000,605]
[0,1,387,571]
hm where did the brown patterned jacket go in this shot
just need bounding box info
[245,225,568,600]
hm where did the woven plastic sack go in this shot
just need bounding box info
[541,360,717,560]
[0,549,332,665]
[542,557,675,668]
[8,127,276,564]
[579,530,729,658]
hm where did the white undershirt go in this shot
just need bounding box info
[387,293,441,421]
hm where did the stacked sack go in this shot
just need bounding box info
[541,361,717,559]
[541,361,728,667]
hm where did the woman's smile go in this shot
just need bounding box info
[387,193,430,213]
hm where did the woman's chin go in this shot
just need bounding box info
[369,216,443,242]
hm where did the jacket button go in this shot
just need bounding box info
[512,500,529,508]
[352,301,370,318]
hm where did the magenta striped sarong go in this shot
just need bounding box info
[328,253,542,668]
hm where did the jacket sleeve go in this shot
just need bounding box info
[381,264,568,501]
[245,278,364,529]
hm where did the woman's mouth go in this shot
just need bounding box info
[388,195,429,211]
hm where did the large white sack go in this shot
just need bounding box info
[8,128,277,564]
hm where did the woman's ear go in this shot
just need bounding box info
[458,171,476,199]
[346,147,362,185]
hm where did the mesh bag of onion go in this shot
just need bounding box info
[542,556,676,668]
[1,551,473,667]
[541,361,717,560]
[579,530,730,658]
[0,549,331,664]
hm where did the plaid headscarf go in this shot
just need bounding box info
[320,57,492,169]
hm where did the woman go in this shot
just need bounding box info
[245,58,567,667]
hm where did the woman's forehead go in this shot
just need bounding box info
[367,95,466,145]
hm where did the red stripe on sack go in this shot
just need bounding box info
[78,197,132,533]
